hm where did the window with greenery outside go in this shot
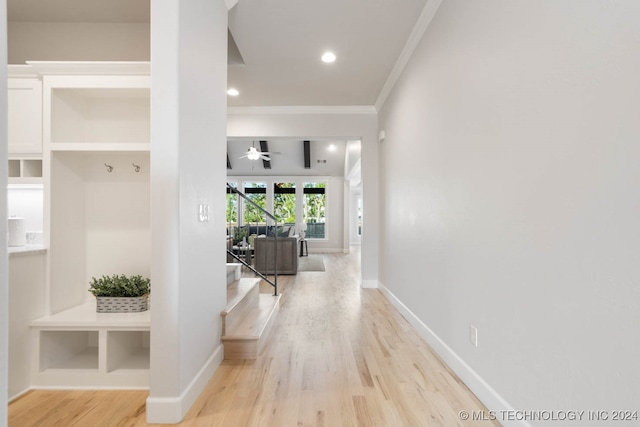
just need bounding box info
[303,182,326,238]
[226,182,238,226]
[243,182,267,224]
[274,182,296,225]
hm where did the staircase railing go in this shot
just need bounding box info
[226,183,279,296]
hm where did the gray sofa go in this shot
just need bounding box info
[253,236,299,275]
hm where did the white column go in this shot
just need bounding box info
[0,1,9,424]
[361,130,381,288]
[147,0,228,423]
[343,179,350,252]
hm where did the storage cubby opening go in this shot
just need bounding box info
[22,159,43,178]
[49,151,151,313]
[40,330,99,371]
[8,160,21,178]
[51,88,150,144]
[107,331,150,372]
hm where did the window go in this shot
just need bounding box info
[226,182,238,227]
[303,182,326,239]
[274,182,296,225]
[243,182,267,224]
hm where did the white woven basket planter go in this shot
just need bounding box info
[96,295,149,313]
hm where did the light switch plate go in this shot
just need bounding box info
[198,204,209,222]
[469,324,478,347]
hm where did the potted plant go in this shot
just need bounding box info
[89,274,150,313]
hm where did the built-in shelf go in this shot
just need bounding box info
[49,143,150,152]
[8,159,20,178]
[20,62,154,390]
[107,331,150,372]
[31,302,150,388]
[8,158,43,184]
[31,301,150,329]
[50,87,150,145]
[26,61,150,76]
[40,331,99,371]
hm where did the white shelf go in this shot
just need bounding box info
[31,302,150,329]
[31,303,150,388]
[27,61,150,76]
[39,330,99,371]
[32,62,153,390]
[50,87,150,145]
[49,143,150,152]
[8,159,20,177]
[44,348,99,371]
[7,158,43,182]
[109,350,150,372]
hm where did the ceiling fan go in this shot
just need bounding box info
[238,142,280,161]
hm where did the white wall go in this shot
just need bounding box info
[378,1,640,425]
[228,109,379,285]
[1,1,9,424]
[8,22,149,64]
[8,252,46,400]
[148,0,227,422]
[349,189,361,245]
[7,186,43,234]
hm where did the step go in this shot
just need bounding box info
[222,293,281,360]
[221,278,260,336]
[226,263,242,285]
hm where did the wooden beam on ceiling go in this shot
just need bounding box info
[260,140,271,169]
[303,140,311,169]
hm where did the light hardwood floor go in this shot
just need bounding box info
[9,248,500,427]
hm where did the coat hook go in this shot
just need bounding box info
[132,163,141,173]
[104,163,113,173]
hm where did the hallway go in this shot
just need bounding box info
[9,249,499,426]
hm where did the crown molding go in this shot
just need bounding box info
[25,61,150,76]
[227,105,377,115]
[374,0,443,111]
[7,65,38,78]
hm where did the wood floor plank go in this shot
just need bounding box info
[8,249,501,427]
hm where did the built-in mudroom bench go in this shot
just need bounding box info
[30,302,150,388]
[7,61,152,393]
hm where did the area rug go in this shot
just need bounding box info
[297,255,325,272]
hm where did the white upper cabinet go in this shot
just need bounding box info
[8,78,43,154]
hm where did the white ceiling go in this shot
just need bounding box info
[227,0,427,106]
[8,0,427,107]
[7,0,426,176]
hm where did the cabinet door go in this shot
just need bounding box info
[8,78,43,154]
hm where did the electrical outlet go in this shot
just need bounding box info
[469,325,478,347]
[198,204,209,222]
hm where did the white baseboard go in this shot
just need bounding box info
[377,282,530,427]
[361,279,379,289]
[308,248,344,254]
[146,343,224,424]
[9,388,32,403]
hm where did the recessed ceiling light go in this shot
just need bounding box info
[227,88,239,96]
[321,52,336,63]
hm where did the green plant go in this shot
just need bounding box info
[89,274,150,298]
[233,226,248,244]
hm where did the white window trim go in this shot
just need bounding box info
[228,176,330,240]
